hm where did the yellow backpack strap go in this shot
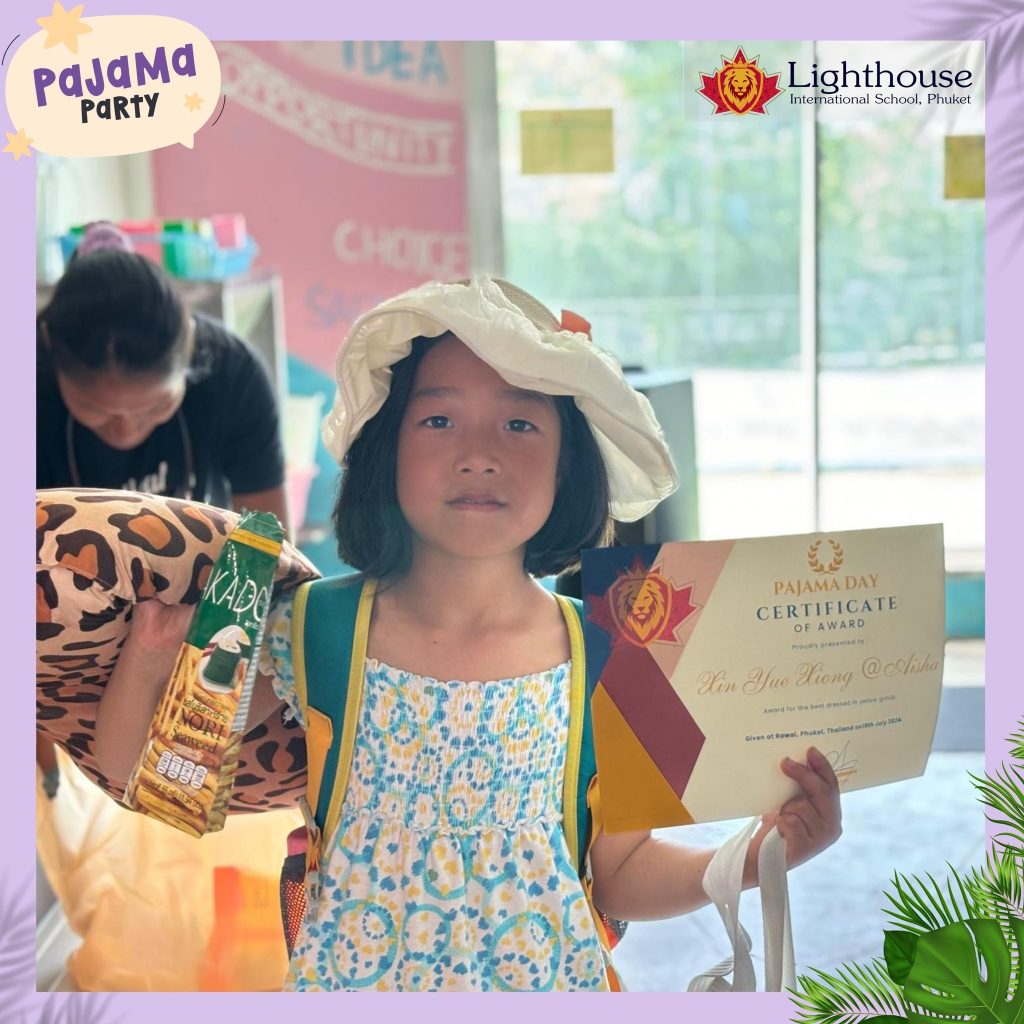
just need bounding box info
[318,577,376,863]
[554,593,586,874]
[555,594,624,991]
[291,581,313,718]
[291,579,327,895]
[289,580,328,816]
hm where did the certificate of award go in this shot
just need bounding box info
[580,525,945,832]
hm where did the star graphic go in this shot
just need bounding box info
[184,93,203,112]
[3,129,34,162]
[36,1,92,54]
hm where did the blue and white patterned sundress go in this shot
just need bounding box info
[259,592,610,992]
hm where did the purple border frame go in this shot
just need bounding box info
[5,1,1019,1019]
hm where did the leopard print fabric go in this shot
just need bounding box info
[36,489,320,811]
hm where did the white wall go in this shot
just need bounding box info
[35,152,155,283]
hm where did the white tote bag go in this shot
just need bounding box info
[687,819,796,993]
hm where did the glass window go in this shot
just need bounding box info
[818,114,984,558]
[496,41,983,557]
[498,41,813,540]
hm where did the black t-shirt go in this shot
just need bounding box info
[37,314,285,508]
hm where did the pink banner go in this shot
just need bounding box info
[152,41,468,373]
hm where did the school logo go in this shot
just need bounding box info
[807,539,844,575]
[588,558,698,648]
[697,47,784,115]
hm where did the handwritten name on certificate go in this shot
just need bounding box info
[580,525,945,831]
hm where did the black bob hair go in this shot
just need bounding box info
[333,335,614,579]
[38,250,188,380]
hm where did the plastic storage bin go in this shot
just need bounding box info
[57,231,259,281]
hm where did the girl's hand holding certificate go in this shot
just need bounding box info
[746,746,843,881]
[590,745,842,922]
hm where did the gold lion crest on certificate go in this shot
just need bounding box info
[588,557,699,648]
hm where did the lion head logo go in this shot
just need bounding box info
[721,65,762,112]
[610,573,672,646]
[587,557,701,650]
[698,47,783,116]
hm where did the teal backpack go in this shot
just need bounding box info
[278,574,624,988]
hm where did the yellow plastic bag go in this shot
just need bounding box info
[37,746,302,991]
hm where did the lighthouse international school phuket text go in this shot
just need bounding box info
[787,59,975,105]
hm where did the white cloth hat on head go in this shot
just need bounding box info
[322,275,679,522]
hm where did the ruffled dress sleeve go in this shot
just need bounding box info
[257,588,307,730]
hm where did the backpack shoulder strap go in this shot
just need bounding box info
[557,595,626,982]
[292,575,375,845]
[553,594,596,878]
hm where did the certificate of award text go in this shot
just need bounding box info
[581,525,945,831]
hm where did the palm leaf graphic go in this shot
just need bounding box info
[906,0,1024,249]
[910,0,1024,98]
[901,918,1024,1023]
[789,958,909,1023]
[883,868,980,936]
[0,872,120,1024]
[1008,724,1024,763]
[790,717,1024,1024]
[971,761,1024,856]
[38,994,119,1024]
[0,871,36,1024]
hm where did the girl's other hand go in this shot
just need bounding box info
[746,746,843,881]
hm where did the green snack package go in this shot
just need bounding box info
[124,511,283,836]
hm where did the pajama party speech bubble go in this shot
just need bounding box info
[5,9,221,156]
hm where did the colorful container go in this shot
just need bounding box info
[57,224,259,280]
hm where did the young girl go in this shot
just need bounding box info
[96,277,842,992]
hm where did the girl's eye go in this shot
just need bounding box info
[421,415,452,429]
[506,419,537,433]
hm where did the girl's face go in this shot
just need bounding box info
[58,369,186,450]
[396,335,562,567]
